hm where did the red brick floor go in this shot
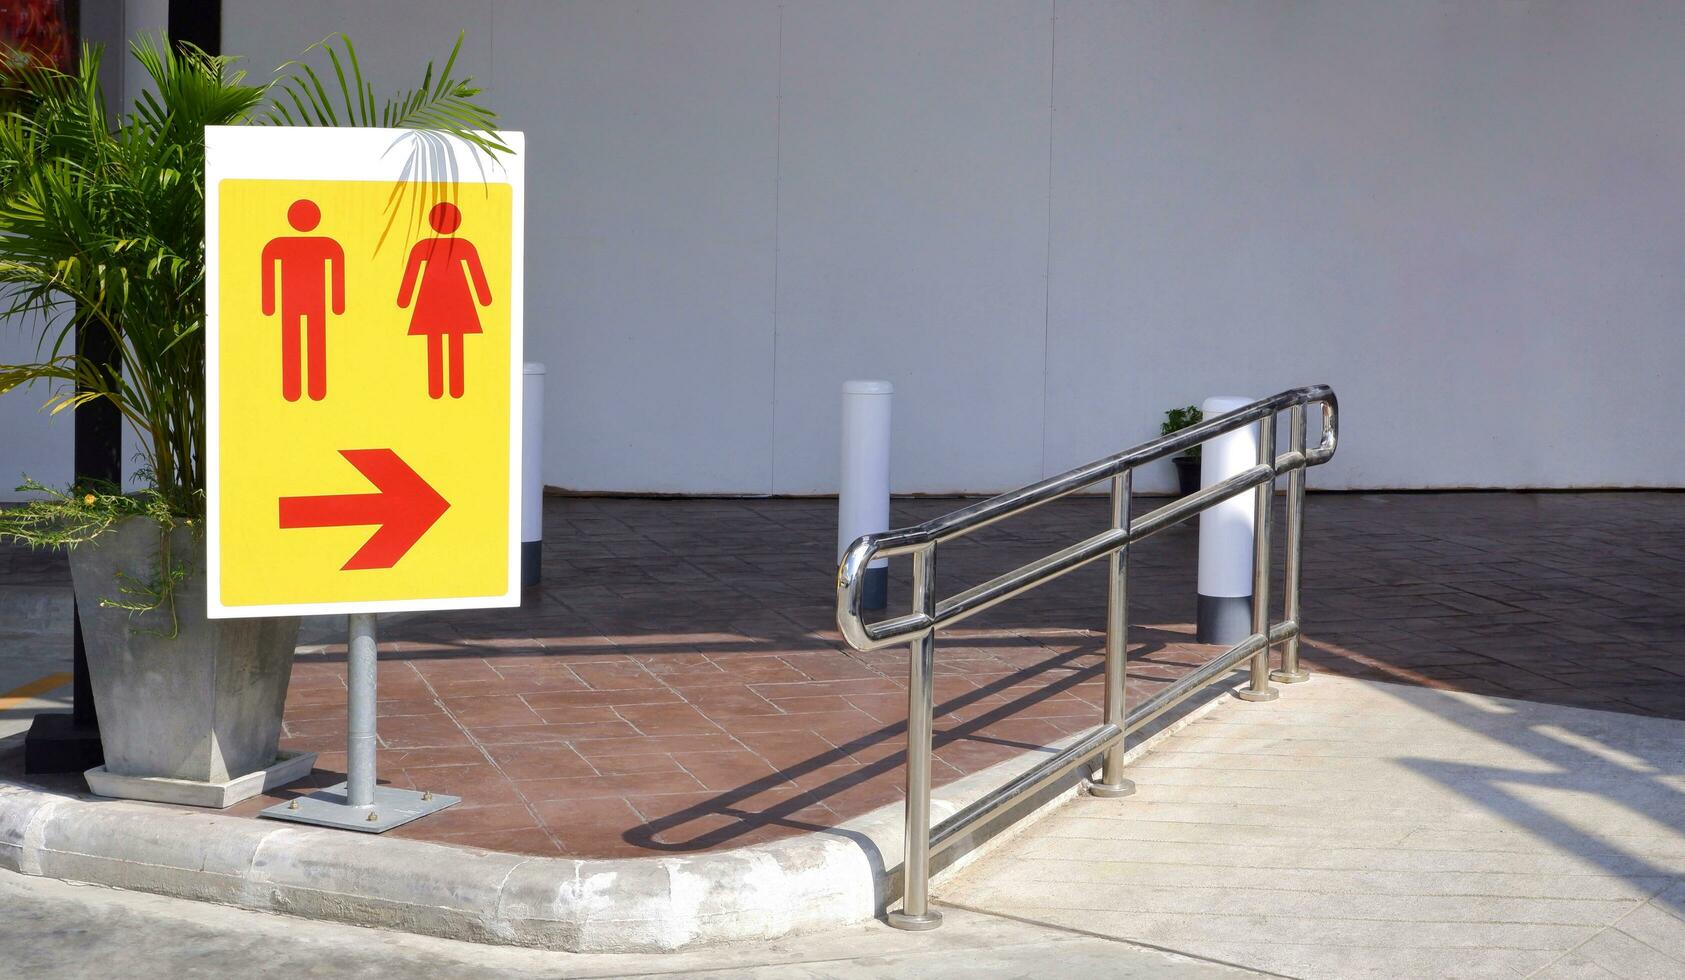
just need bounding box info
[5,492,1683,858]
[1298,493,1685,714]
[241,494,1222,858]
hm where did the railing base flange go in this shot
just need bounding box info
[1084,778,1136,799]
[1233,687,1281,703]
[887,909,943,931]
[1270,669,1310,684]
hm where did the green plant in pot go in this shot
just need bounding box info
[1162,405,1203,497]
[0,35,503,806]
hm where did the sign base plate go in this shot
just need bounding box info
[259,782,459,833]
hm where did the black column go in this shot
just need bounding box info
[168,1,220,55]
[22,2,119,774]
[24,1,223,773]
[24,260,125,773]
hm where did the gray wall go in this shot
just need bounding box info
[0,325,71,495]
[6,1,1683,497]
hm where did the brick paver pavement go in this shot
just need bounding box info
[3,492,1681,859]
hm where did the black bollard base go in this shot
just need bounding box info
[861,566,889,612]
[521,540,541,588]
[1195,593,1253,645]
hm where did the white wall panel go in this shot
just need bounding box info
[222,0,494,89]
[493,0,779,493]
[771,0,1052,493]
[8,1,1678,496]
[1045,1,1685,491]
[0,325,71,499]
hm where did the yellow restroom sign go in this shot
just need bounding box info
[206,127,525,618]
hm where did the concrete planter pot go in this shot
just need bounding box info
[68,518,313,807]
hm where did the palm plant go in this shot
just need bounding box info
[0,33,504,539]
[1162,404,1204,457]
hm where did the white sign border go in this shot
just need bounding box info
[204,126,526,620]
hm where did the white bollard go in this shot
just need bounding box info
[522,363,546,588]
[839,380,893,611]
[1196,395,1259,643]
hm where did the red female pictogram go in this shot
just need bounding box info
[261,199,346,402]
[396,202,493,399]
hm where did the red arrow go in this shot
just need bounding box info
[278,449,450,570]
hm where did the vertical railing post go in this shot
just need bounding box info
[1235,412,1280,703]
[889,544,943,930]
[1272,404,1310,684]
[1088,472,1136,798]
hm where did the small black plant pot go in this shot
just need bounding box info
[1172,454,1201,497]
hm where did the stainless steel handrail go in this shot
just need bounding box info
[834,384,1338,930]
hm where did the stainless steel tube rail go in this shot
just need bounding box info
[835,385,1338,930]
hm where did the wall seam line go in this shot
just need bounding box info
[1038,0,1057,479]
[768,2,785,495]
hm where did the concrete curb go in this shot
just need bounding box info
[0,681,1237,952]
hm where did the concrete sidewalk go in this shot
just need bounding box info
[0,868,1257,979]
[942,674,1685,979]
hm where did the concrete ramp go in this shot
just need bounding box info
[941,674,1685,979]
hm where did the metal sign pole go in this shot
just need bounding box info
[345,612,378,808]
[260,613,458,832]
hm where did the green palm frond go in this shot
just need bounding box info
[0,32,506,525]
[0,36,261,513]
[262,32,506,154]
[258,32,509,254]
[261,33,508,253]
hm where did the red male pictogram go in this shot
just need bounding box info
[397,202,493,399]
[261,199,346,402]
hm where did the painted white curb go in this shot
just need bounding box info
[0,684,1234,952]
